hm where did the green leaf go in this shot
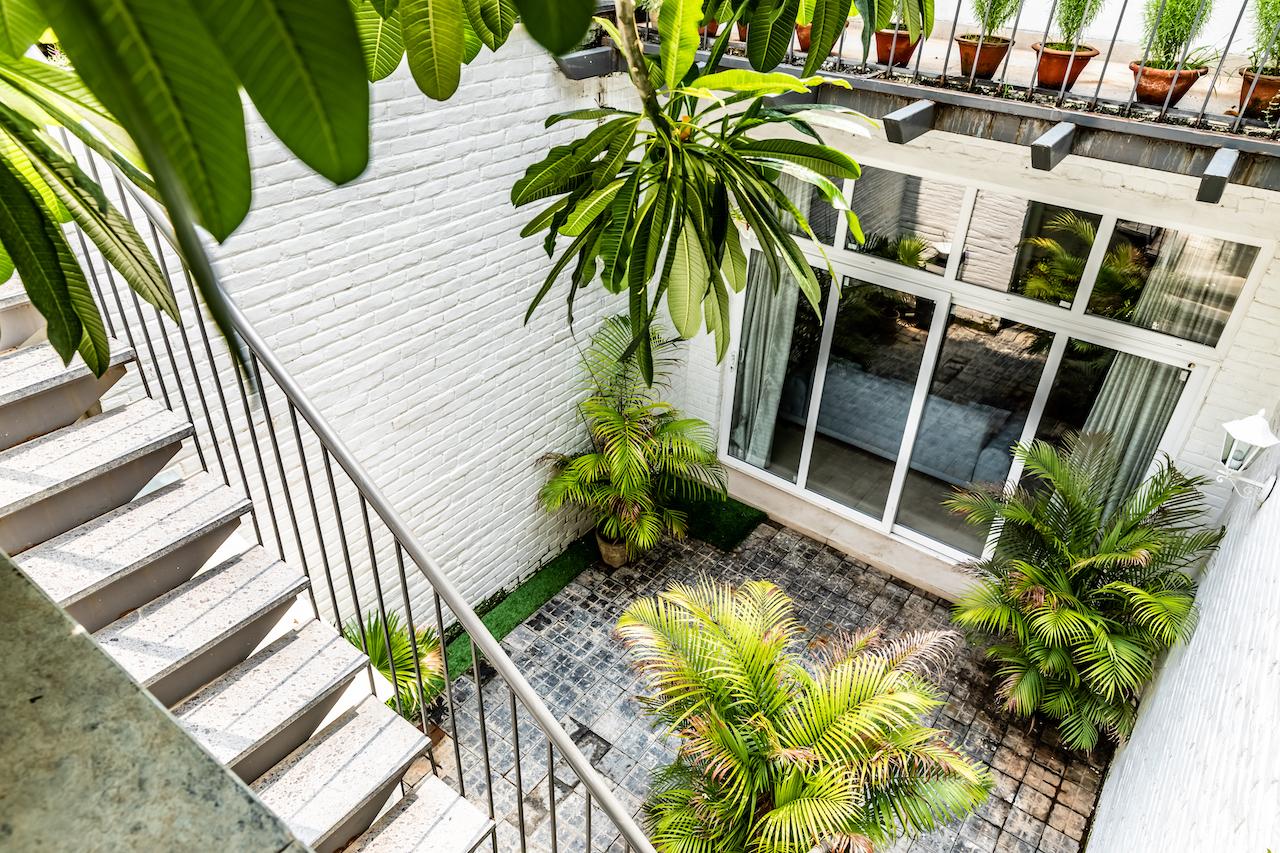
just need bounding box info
[351,0,406,80]
[192,0,370,185]
[802,0,853,75]
[851,0,877,58]
[561,179,624,236]
[511,0,593,54]
[461,0,497,49]
[0,152,82,364]
[44,0,251,242]
[511,118,629,206]
[0,243,10,283]
[461,13,483,62]
[402,0,465,100]
[479,0,516,45]
[0,106,179,320]
[545,107,637,128]
[748,0,800,71]
[693,69,816,93]
[722,221,747,292]
[737,137,861,178]
[0,0,44,59]
[371,0,399,15]
[659,0,702,91]
[666,216,708,338]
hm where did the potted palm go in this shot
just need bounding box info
[871,0,936,67]
[1130,0,1215,106]
[1239,0,1280,117]
[619,580,992,851]
[1032,0,1105,89]
[948,435,1223,750]
[957,0,1019,79]
[343,611,445,724]
[540,316,725,569]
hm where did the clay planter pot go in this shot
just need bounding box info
[955,35,1012,79]
[596,530,629,569]
[737,22,749,40]
[875,28,919,68]
[1239,69,1280,118]
[1031,43,1099,90]
[1129,61,1208,107]
[699,18,719,37]
[796,23,812,51]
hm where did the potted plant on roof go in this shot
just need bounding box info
[869,0,936,67]
[1032,0,1105,89]
[1239,0,1280,117]
[957,0,1019,78]
[1130,0,1216,106]
[796,0,817,50]
[540,316,726,569]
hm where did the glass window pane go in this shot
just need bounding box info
[960,193,1102,308]
[1086,221,1258,346]
[898,309,1049,555]
[1033,339,1189,504]
[805,279,935,520]
[844,165,962,275]
[777,172,838,246]
[728,251,832,483]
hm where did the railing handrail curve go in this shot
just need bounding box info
[118,182,658,853]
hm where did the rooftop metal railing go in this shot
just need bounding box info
[641,0,1280,139]
[64,136,656,853]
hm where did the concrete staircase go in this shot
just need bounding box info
[0,325,492,853]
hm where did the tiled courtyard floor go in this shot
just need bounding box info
[431,522,1109,852]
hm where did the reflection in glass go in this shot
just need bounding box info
[898,309,1048,555]
[777,172,838,245]
[845,165,962,275]
[1086,221,1258,346]
[728,251,832,482]
[960,194,1101,308]
[1034,338,1189,509]
[805,280,934,520]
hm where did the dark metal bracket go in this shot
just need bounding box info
[1031,122,1077,171]
[883,100,936,145]
[1197,148,1240,204]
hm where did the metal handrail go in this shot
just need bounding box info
[106,172,656,852]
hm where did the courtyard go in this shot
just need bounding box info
[433,522,1107,853]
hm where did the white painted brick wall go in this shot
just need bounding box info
[195,32,638,614]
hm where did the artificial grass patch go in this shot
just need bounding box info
[677,494,768,552]
[444,533,596,678]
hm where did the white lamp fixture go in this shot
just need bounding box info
[1217,409,1279,501]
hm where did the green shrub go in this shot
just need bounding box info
[1052,0,1106,47]
[1252,0,1280,72]
[619,580,990,852]
[343,610,445,720]
[1143,0,1215,67]
[948,434,1223,750]
[971,0,1021,36]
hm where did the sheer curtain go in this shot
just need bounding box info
[729,256,799,469]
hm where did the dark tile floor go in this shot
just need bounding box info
[430,522,1108,853]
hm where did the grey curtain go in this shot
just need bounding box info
[729,255,800,469]
[1128,230,1255,347]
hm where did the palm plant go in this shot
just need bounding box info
[1019,211,1147,318]
[947,434,1223,751]
[618,580,991,852]
[540,316,725,560]
[343,610,445,721]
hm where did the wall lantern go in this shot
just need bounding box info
[1217,409,1279,501]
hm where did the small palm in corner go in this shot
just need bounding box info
[947,433,1223,751]
[618,579,991,853]
[540,316,725,563]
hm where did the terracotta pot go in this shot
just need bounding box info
[875,28,919,68]
[955,35,1012,80]
[1031,42,1099,90]
[1239,69,1280,118]
[737,22,748,40]
[596,530,629,569]
[1129,61,1208,107]
[796,23,812,51]
[699,18,719,37]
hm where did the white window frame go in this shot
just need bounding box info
[719,163,1270,564]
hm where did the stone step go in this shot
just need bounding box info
[0,281,41,351]
[253,696,428,853]
[175,620,367,784]
[18,473,251,631]
[0,400,191,554]
[348,775,494,853]
[95,545,307,707]
[0,340,135,449]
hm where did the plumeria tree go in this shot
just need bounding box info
[10,0,869,380]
